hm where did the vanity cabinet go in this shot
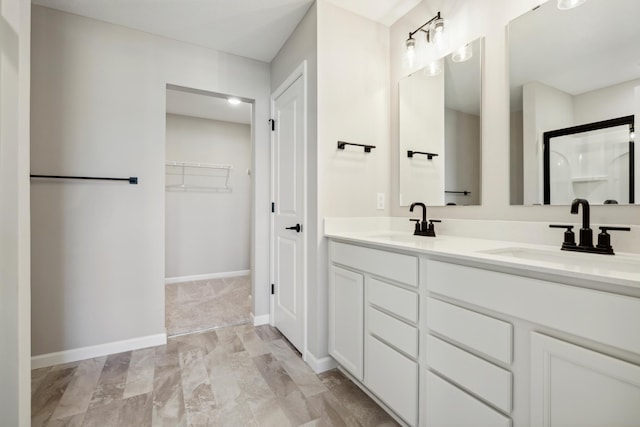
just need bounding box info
[328,265,364,380]
[328,240,419,426]
[425,258,640,427]
[530,332,640,427]
[327,237,640,427]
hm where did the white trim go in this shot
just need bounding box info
[164,270,250,284]
[252,314,270,326]
[305,351,338,374]
[270,60,309,360]
[31,333,167,369]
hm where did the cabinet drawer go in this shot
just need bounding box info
[426,260,640,354]
[331,241,418,287]
[427,297,513,364]
[365,335,418,426]
[368,277,418,323]
[368,306,418,358]
[426,334,512,413]
[425,370,511,427]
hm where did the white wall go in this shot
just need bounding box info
[522,81,574,204]
[390,0,640,225]
[270,1,390,362]
[30,6,271,359]
[445,108,480,205]
[0,0,31,423]
[165,114,251,278]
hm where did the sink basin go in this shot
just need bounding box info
[480,247,640,274]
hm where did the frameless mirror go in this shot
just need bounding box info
[399,37,482,207]
[509,0,640,205]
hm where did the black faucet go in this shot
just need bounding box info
[570,198,592,248]
[550,198,630,255]
[409,202,440,237]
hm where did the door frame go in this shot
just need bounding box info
[269,60,308,360]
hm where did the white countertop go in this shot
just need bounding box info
[325,229,640,291]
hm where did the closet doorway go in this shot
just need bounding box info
[164,85,253,336]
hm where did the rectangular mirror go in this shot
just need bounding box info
[509,0,640,206]
[399,37,483,206]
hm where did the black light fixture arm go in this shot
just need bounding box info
[408,12,441,39]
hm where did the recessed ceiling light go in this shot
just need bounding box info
[228,97,241,105]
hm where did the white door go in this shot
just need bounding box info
[531,332,640,427]
[271,66,306,353]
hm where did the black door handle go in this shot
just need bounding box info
[285,224,302,233]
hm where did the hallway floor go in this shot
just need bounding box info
[165,275,252,336]
[31,323,399,426]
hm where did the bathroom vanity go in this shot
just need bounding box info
[326,225,640,427]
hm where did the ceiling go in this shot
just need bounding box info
[509,0,640,110]
[33,0,420,63]
[166,88,252,125]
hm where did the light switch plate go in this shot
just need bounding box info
[376,193,385,210]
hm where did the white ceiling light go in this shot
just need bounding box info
[557,0,587,10]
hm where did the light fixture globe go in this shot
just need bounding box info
[451,44,473,62]
[428,17,446,49]
[423,58,443,77]
[557,0,586,10]
[403,36,417,70]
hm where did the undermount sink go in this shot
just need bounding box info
[480,247,640,274]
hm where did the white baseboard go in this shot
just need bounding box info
[165,270,250,285]
[305,351,338,374]
[31,333,167,370]
[252,314,270,326]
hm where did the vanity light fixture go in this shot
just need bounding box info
[451,43,473,62]
[403,12,445,69]
[227,97,241,105]
[557,0,586,10]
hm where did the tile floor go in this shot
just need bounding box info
[165,276,252,336]
[31,323,399,427]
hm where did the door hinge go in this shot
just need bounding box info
[271,284,275,295]
[269,119,275,131]
[271,202,275,213]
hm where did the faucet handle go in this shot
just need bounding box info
[596,226,631,254]
[549,224,576,249]
[410,218,421,233]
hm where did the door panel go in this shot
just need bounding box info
[272,72,305,352]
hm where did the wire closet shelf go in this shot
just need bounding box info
[165,161,233,192]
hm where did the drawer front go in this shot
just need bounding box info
[426,334,512,413]
[368,277,418,323]
[368,306,418,358]
[425,370,512,427]
[365,335,418,426]
[427,297,513,364]
[331,241,418,287]
[426,259,640,355]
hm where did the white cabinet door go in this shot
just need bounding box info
[328,265,364,380]
[531,332,640,427]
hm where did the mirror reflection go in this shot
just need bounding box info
[509,0,640,205]
[399,37,482,207]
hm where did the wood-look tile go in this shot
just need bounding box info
[253,353,300,399]
[34,323,398,427]
[123,348,155,398]
[179,349,217,426]
[117,392,153,426]
[31,367,77,427]
[268,339,327,398]
[49,357,105,421]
